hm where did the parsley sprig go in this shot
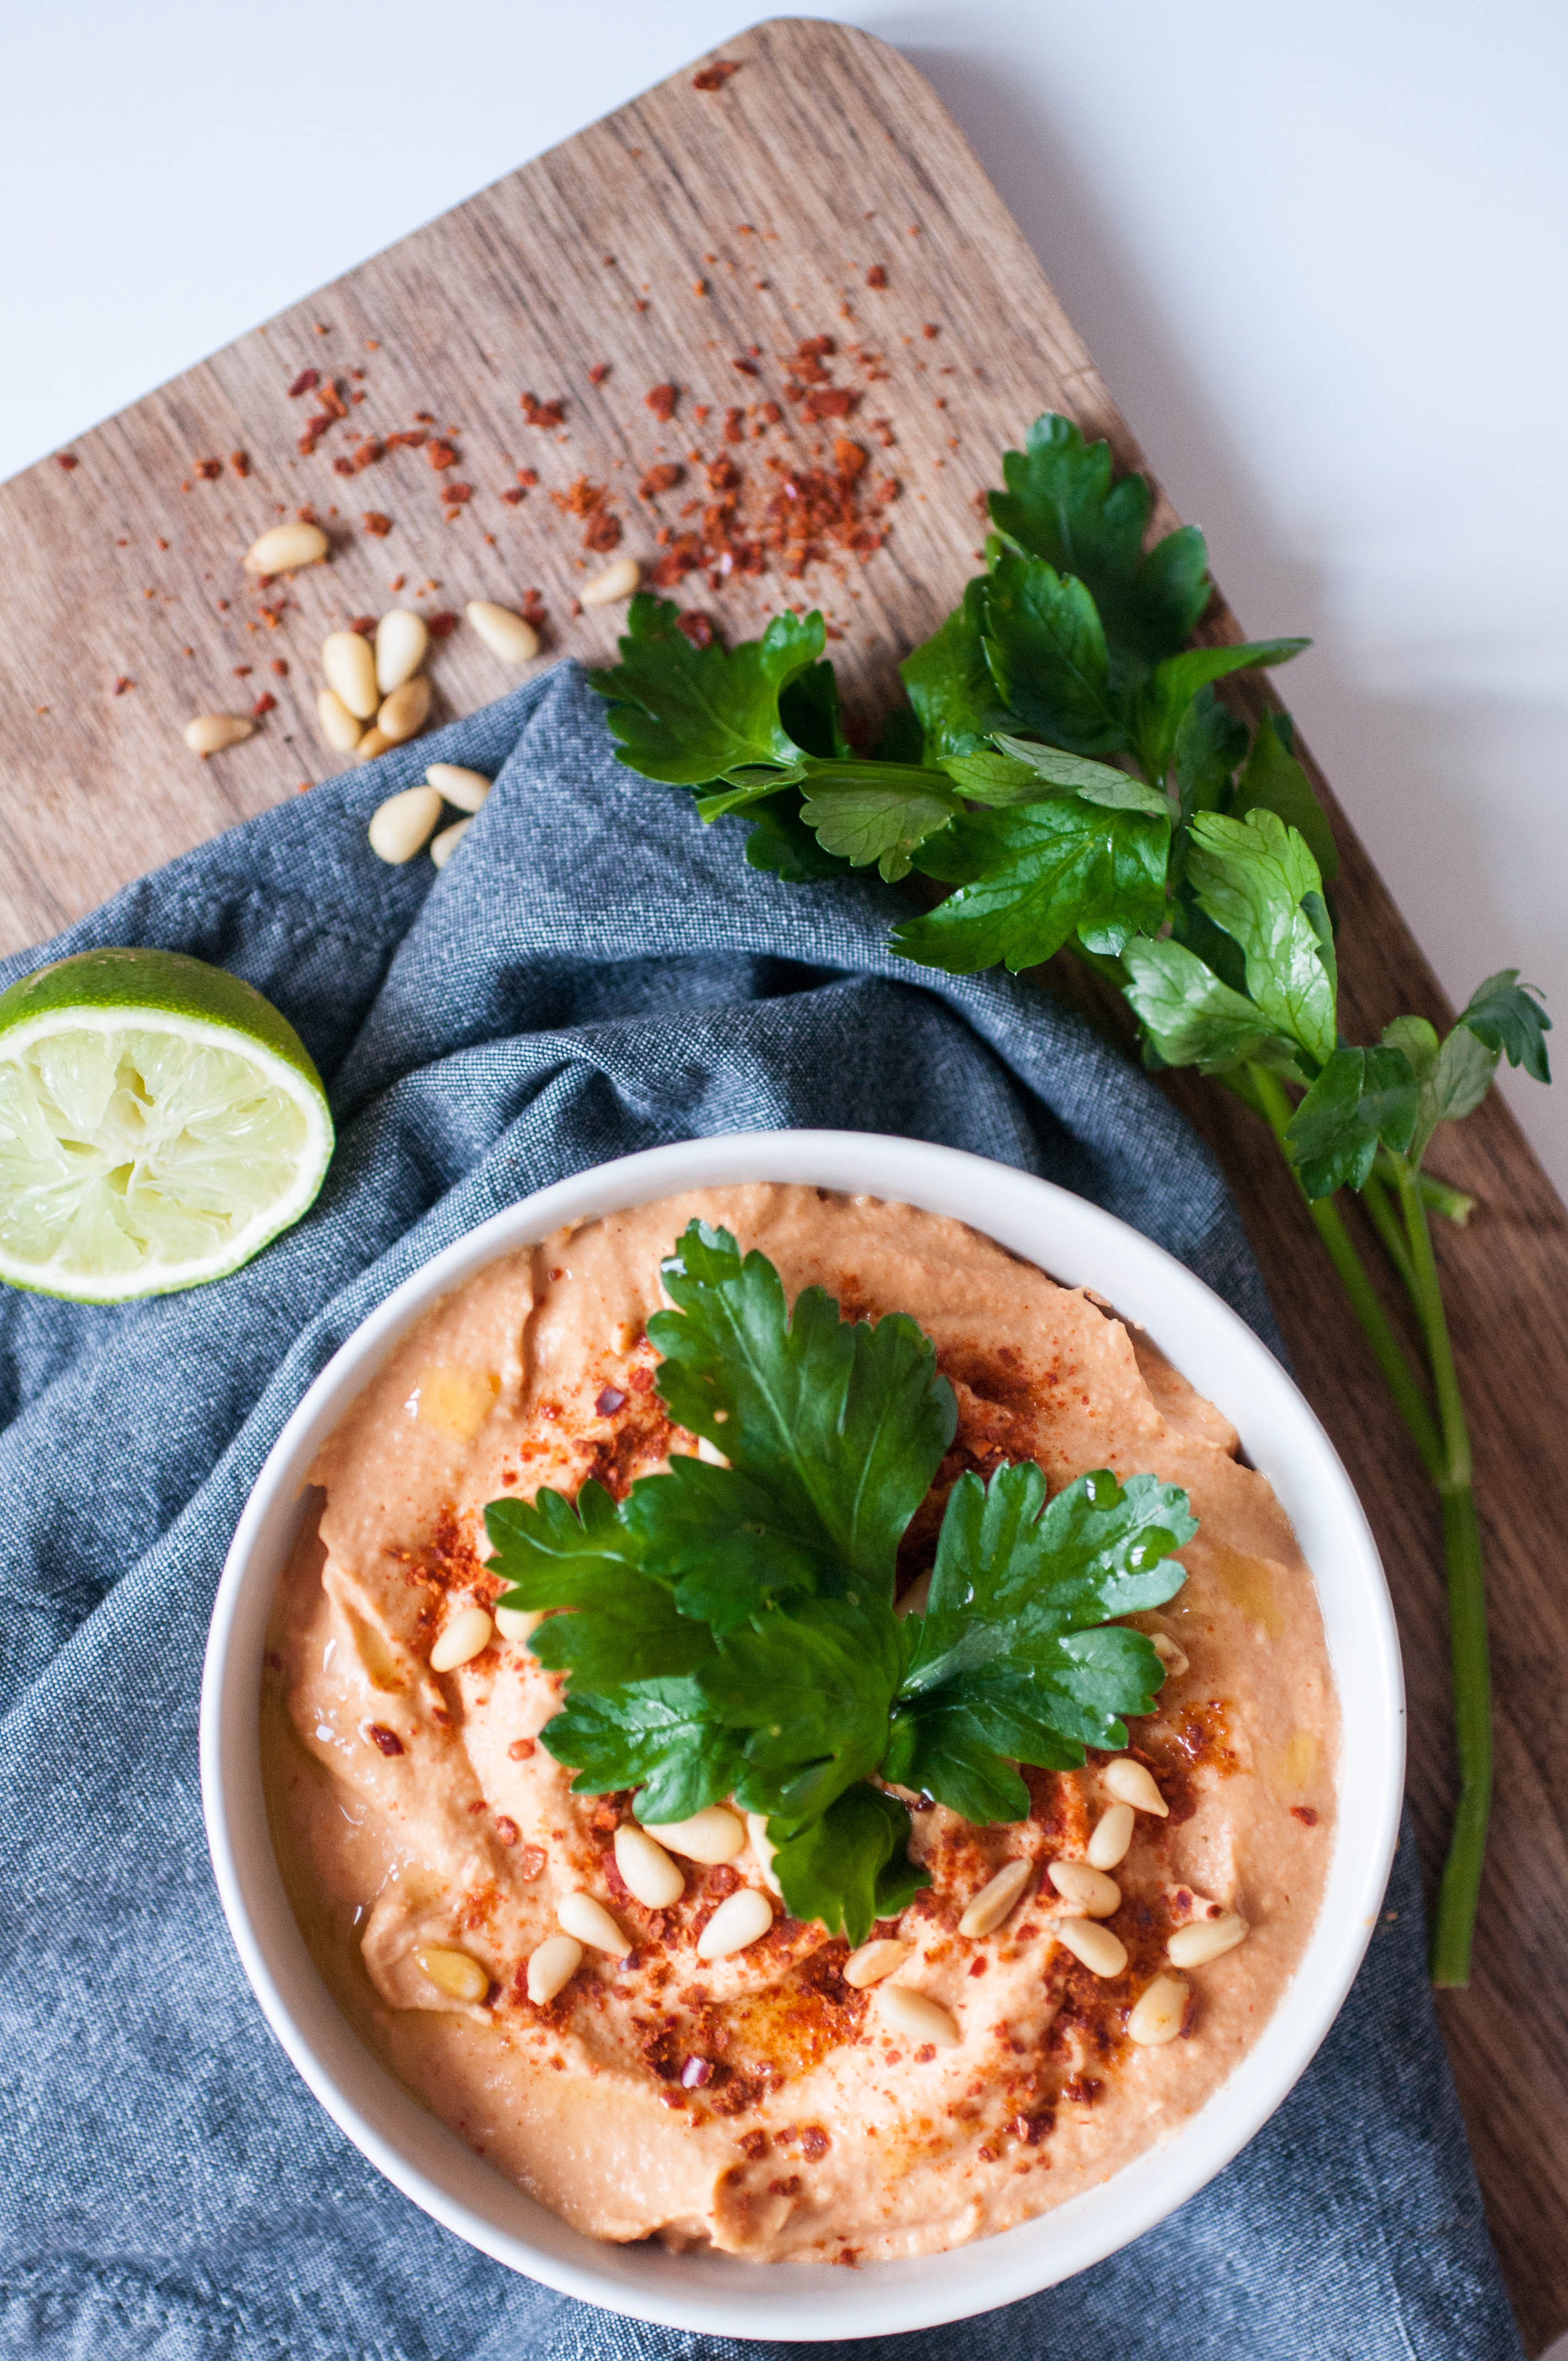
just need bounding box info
[587,415,1553,1986]
[486,1222,1194,1946]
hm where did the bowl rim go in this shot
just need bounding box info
[200,1128,1404,2339]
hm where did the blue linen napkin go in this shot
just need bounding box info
[0,661,1519,2360]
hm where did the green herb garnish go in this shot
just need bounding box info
[587,411,1553,1987]
[486,1221,1194,1947]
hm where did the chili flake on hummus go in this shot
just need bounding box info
[262,1184,1337,2263]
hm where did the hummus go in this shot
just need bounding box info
[262,1185,1337,2264]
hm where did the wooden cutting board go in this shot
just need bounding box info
[1,18,1562,2348]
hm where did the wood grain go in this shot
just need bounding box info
[0,18,1561,2350]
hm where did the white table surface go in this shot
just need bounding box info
[3,0,1566,1212]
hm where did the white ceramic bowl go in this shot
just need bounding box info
[201,1130,1403,2340]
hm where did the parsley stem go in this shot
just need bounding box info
[1359,1170,1419,1299]
[1246,1065,1443,1479]
[1388,1152,1485,1987]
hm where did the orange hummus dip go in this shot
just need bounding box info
[262,1185,1337,2264]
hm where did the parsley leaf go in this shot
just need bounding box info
[1456,969,1551,1086]
[770,1783,931,1945]
[1123,937,1306,1078]
[900,579,999,759]
[589,594,823,787]
[797,764,962,882]
[885,1462,1194,1819]
[1132,638,1309,791]
[1174,686,1249,830]
[633,1221,956,1629]
[1285,1043,1420,1198]
[701,1593,906,1824]
[542,1679,746,1826]
[896,791,1169,975]
[1185,809,1337,1067]
[486,1481,712,1685]
[987,412,1213,678]
[980,545,1128,756]
[1230,709,1338,884]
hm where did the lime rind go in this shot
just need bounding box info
[0,1004,333,1304]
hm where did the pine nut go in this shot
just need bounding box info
[375,608,428,694]
[493,1603,541,1644]
[580,556,641,607]
[429,1606,493,1672]
[378,675,432,745]
[744,1810,783,1895]
[526,1933,583,2005]
[1168,1911,1248,1968]
[368,785,442,863]
[643,1805,746,1864]
[1048,1859,1121,1918]
[243,520,328,575]
[183,712,254,756]
[958,1857,1034,1938]
[558,1890,628,1954]
[614,1824,685,1909]
[1052,1917,1128,1977]
[355,727,393,764]
[426,761,492,814]
[1103,1758,1168,1816]
[1152,1632,1190,1678]
[429,819,470,870]
[322,629,379,719]
[413,1944,489,2003]
[466,600,539,663]
[1128,1971,1190,2046]
[696,1886,773,1960]
[843,1938,912,1989]
[1087,1803,1135,1870]
[317,687,363,752]
[876,1985,960,2049]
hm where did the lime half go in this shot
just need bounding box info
[0,947,334,1303]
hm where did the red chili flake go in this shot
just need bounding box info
[494,1816,520,1847]
[693,59,741,89]
[270,659,288,677]
[500,487,526,505]
[55,453,79,470]
[233,665,253,677]
[350,438,383,470]
[799,2126,830,2161]
[443,482,473,505]
[287,368,320,398]
[800,387,858,422]
[194,458,222,480]
[723,407,745,445]
[413,409,435,423]
[760,400,782,426]
[426,440,458,471]
[520,589,548,630]
[865,264,888,289]
[873,476,900,506]
[519,392,566,428]
[427,610,459,637]
[319,379,349,421]
[677,611,715,649]
[384,427,428,450]
[731,355,760,377]
[156,537,170,550]
[738,2129,769,2161]
[516,467,538,488]
[587,362,611,384]
[922,322,940,339]
[251,692,276,717]
[362,512,393,536]
[595,1386,627,1416]
[349,614,377,636]
[582,509,622,552]
[518,1845,547,1880]
[644,383,678,422]
[1291,1805,1320,1826]
[331,458,355,477]
[834,438,868,480]
[111,676,134,696]
[639,463,684,499]
[680,2055,714,2089]
[366,1724,404,1757]
[508,1738,536,1762]
[628,1367,653,1396]
[798,334,835,360]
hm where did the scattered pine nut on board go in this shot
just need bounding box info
[1,20,1567,2335]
